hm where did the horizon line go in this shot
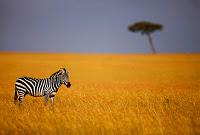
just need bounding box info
[0,51,200,55]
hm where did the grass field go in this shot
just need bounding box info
[0,52,200,135]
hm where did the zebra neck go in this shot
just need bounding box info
[54,81,62,92]
[50,78,62,92]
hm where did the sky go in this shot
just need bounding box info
[0,0,200,53]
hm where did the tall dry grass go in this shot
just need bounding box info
[0,53,200,135]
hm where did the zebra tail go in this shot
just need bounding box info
[14,86,18,105]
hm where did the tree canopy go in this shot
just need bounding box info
[128,21,163,35]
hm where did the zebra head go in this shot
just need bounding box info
[58,68,71,88]
[51,68,71,88]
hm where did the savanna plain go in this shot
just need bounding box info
[0,53,200,135]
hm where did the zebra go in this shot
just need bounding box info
[14,68,71,108]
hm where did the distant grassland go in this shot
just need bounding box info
[0,53,200,135]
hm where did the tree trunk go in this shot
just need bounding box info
[146,33,156,54]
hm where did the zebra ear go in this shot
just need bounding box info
[60,68,66,74]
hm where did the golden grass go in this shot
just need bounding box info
[0,52,200,135]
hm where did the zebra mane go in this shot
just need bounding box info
[50,68,67,79]
[50,71,60,79]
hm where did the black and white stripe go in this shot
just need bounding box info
[14,68,71,108]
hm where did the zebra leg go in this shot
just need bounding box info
[14,87,18,105]
[50,96,55,110]
[18,94,25,106]
[44,94,49,106]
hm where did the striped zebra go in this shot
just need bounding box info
[14,68,71,108]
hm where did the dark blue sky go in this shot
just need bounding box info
[1,0,200,53]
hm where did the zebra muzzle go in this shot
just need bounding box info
[66,82,71,88]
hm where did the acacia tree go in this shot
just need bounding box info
[128,21,163,54]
